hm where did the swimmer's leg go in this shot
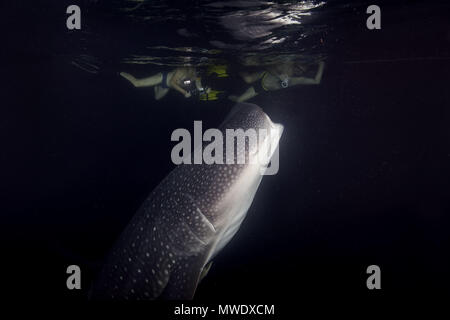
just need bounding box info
[154,85,170,100]
[120,72,163,87]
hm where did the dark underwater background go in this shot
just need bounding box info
[1,0,449,311]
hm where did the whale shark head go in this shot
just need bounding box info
[91,103,283,300]
[218,102,283,175]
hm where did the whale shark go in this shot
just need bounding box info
[91,103,283,300]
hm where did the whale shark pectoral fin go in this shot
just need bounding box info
[199,261,213,282]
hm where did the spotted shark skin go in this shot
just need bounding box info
[91,103,283,300]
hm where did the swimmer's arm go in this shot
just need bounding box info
[240,72,264,84]
[195,77,203,91]
[229,86,258,102]
[290,61,325,85]
[171,81,189,96]
[170,69,189,96]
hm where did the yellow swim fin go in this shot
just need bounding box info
[199,89,223,101]
[207,64,228,78]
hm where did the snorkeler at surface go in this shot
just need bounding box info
[120,67,200,100]
[229,60,325,102]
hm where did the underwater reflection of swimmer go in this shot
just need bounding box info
[229,61,325,102]
[120,67,200,100]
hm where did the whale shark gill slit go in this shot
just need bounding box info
[184,192,217,233]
